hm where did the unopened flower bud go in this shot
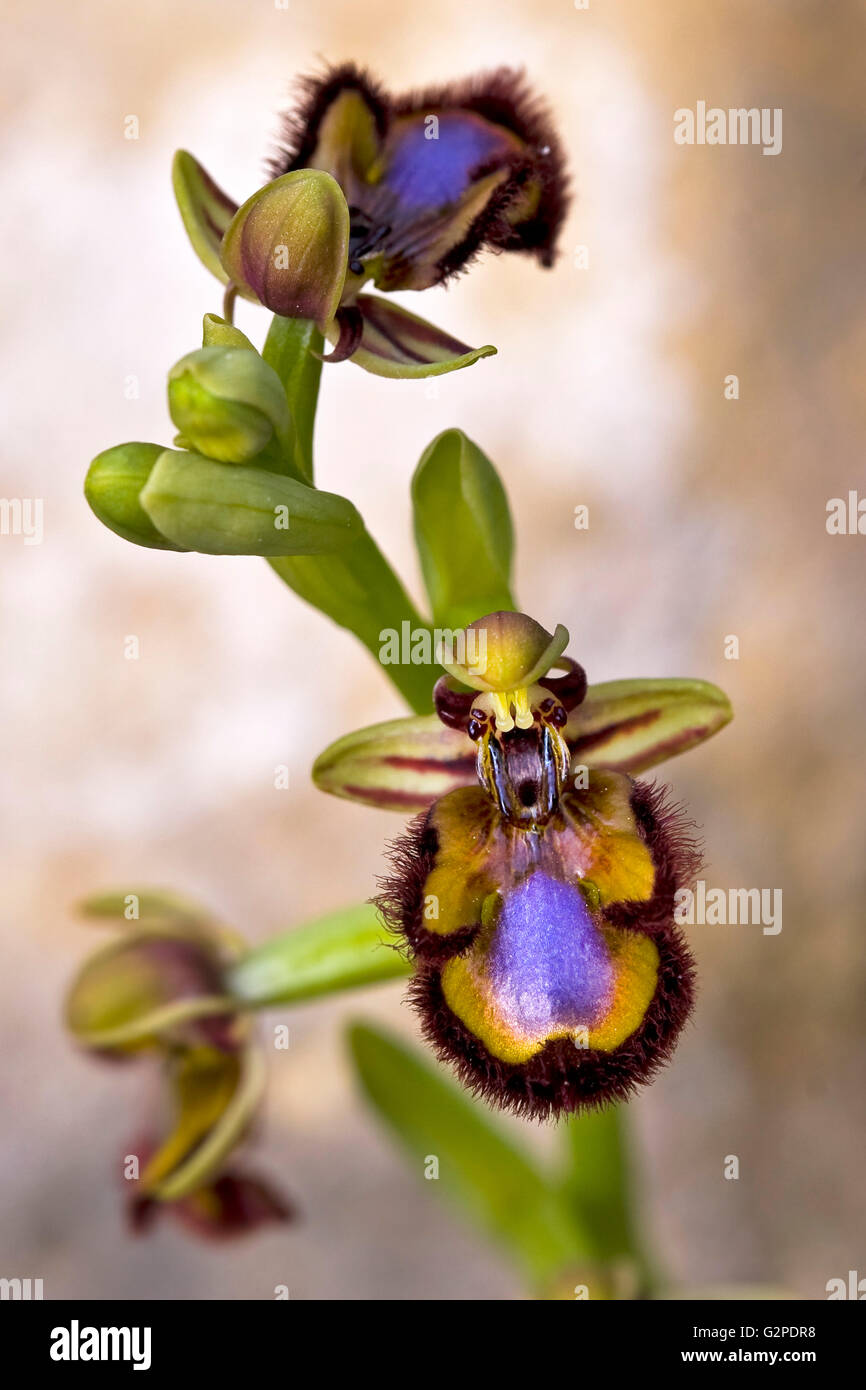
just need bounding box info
[167,346,291,464]
[85,443,185,551]
[220,169,350,326]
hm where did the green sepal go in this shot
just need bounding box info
[172,150,237,284]
[310,674,734,811]
[566,677,734,773]
[312,712,473,812]
[79,888,211,929]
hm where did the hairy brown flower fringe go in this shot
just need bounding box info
[267,61,569,283]
[377,779,701,1119]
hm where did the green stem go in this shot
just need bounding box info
[559,1107,657,1296]
[269,536,435,713]
[227,903,410,1007]
[261,313,436,713]
[262,316,323,484]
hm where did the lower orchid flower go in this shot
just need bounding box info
[65,894,291,1239]
[314,611,732,1119]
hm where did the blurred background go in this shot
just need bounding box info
[2,0,864,1298]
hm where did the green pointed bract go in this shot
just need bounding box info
[172,150,238,284]
[85,443,186,551]
[332,294,496,378]
[312,676,733,811]
[412,429,514,628]
[139,449,361,556]
[201,313,256,351]
[167,347,292,465]
[220,170,349,326]
[564,677,734,773]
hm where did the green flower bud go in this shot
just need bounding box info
[220,169,350,326]
[85,443,185,551]
[139,449,361,556]
[167,347,292,465]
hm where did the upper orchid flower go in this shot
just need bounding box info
[313,611,733,1119]
[173,63,567,377]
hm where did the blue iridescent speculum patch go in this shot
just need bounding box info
[383,113,522,209]
[379,613,699,1118]
[483,873,615,1035]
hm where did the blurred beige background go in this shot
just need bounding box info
[1,0,864,1298]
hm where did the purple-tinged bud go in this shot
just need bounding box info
[220,169,350,327]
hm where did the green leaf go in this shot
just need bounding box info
[348,1022,591,1286]
[85,443,185,551]
[226,905,409,1006]
[412,429,514,628]
[139,449,361,556]
[270,530,436,713]
[262,315,323,483]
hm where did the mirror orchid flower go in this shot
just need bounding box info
[173,63,568,377]
[314,612,733,1119]
[65,895,290,1239]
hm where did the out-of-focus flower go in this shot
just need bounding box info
[173,63,568,377]
[65,896,290,1238]
[314,611,733,1118]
